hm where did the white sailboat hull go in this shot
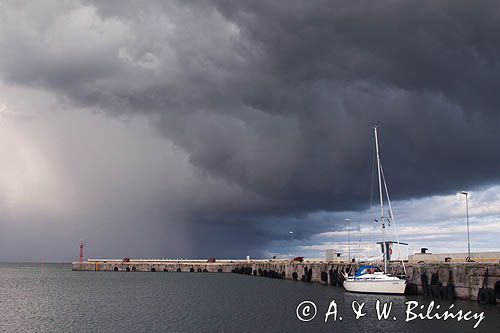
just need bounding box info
[343,278,406,295]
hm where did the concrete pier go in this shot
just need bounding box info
[73,259,500,302]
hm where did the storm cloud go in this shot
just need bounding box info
[1,0,500,259]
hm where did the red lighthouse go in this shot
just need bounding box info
[79,240,84,262]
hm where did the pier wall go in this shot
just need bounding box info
[72,260,500,301]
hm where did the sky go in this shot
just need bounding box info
[0,0,499,261]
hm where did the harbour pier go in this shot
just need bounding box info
[72,259,500,303]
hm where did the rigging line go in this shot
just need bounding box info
[380,163,407,276]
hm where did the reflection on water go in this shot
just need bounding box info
[0,263,498,332]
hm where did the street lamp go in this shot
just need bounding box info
[460,191,471,261]
[287,231,295,259]
[345,218,351,262]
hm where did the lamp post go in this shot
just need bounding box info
[287,231,294,259]
[345,218,351,262]
[460,191,471,261]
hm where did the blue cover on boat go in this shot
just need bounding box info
[355,265,381,277]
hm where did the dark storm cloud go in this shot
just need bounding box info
[1,0,500,254]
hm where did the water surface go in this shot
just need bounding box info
[0,263,498,332]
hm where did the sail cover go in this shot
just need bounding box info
[355,265,382,277]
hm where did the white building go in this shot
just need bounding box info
[326,249,341,261]
[326,249,351,262]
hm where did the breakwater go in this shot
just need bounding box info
[72,259,500,303]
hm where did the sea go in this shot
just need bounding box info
[0,263,498,332]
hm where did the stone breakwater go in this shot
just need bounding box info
[72,260,500,302]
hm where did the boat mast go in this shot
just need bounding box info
[373,125,387,273]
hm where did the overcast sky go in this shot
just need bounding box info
[1,0,499,261]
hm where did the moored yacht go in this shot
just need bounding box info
[343,125,406,295]
[342,265,406,294]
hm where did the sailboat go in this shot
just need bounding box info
[342,125,407,295]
